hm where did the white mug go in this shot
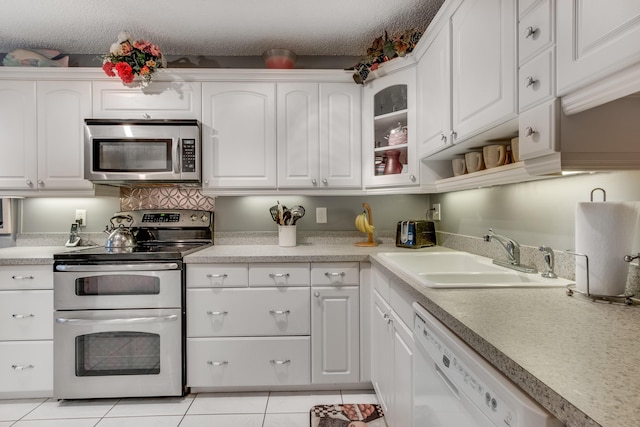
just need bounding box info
[465,152,485,173]
[483,145,507,168]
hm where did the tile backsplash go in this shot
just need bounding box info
[120,187,215,211]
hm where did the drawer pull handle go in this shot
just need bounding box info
[11,275,34,280]
[207,361,228,367]
[11,364,34,371]
[270,359,291,365]
[524,26,538,38]
[269,273,290,279]
[524,76,537,88]
[206,311,228,316]
[524,127,536,137]
[12,314,35,319]
[440,133,447,142]
[206,273,228,279]
[324,272,345,278]
[269,309,291,316]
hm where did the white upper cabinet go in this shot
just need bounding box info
[417,21,452,158]
[201,82,277,190]
[451,0,517,142]
[363,66,419,188]
[277,83,361,189]
[556,1,640,96]
[92,81,201,119]
[0,81,92,192]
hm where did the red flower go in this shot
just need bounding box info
[102,61,116,77]
[115,62,134,83]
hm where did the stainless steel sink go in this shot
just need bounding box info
[376,252,573,289]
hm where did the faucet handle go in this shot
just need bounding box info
[539,246,558,278]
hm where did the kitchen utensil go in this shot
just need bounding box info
[269,205,279,223]
[104,214,137,248]
[289,205,306,225]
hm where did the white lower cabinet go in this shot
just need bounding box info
[187,336,310,387]
[186,262,360,389]
[0,265,54,398]
[370,267,414,427]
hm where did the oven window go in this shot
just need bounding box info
[76,332,160,376]
[75,275,161,296]
[95,139,172,172]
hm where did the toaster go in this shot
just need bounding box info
[396,220,436,248]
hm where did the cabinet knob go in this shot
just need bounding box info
[314,292,320,297]
[450,130,457,140]
[26,180,33,187]
[311,179,317,185]
[524,76,537,88]
[524,26,538,38]
[37,180,44,186]
[143,113,151,119]
[524,127,536,137]
[410,175,416,182]
[440,133,447,142]
[322,179,328,185]
[203,180,209,186]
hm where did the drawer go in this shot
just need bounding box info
[518,99,560,160]
[311,262,359,286]
[518,0,554,64]
[371,266,390,301]
[249,263,310,287]
[187,287,310,337]
[187,336,310,387]
[0,265,53,290]
[187,264,249,288]
[519,49,555,112]
[0,341,53,394]
[0,290,53,340]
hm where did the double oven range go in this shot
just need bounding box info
[52,209,212,400]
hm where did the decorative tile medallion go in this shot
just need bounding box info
[120,187,215,211]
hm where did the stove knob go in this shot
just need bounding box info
[201,215,208,222]
[190,214,198,221]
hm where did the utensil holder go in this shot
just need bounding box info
[278,225,296,247]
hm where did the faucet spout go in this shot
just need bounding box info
[482,229,537,274]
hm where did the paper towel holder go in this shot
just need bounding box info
[590,187,606,202]
[565,250,636,305]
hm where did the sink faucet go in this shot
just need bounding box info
[538,246,558,278]
[482,229,537,273]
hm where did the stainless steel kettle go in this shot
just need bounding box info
[104,215,137,248]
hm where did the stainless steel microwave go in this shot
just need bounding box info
[84,119,201,184]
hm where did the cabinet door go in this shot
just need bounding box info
[371,290,393,415]
[451,0,516,141]
[363,67,419,188]
[557,1,640,95]
[92,81,202,119]
[0,81,36,190]
[201,82,276,189]
[277,83,320,188]
[311,285,359,384]
[418,20,453,159]
[319,83,362,188]
[37,81,93,190]
[0,341,53,396]
[392,312,414,427]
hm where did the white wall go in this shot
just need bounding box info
[430,170,640,250]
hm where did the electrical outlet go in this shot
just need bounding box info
[432,204,441,221]
[316,207,327,224]
[75,209,87,226]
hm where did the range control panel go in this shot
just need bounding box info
[118,210,212,228]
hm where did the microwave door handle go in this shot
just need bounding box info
[174,139,181,175]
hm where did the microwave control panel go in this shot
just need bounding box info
[181,139,196,172]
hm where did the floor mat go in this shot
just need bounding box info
[310,404,386,427]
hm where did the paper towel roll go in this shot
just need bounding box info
[575,202,640,296]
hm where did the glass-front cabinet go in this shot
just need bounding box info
[363,66,418,188]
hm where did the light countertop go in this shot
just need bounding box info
[2,242,636,426]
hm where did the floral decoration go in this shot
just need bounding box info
[101,32,166,85]
[349,29,423,84]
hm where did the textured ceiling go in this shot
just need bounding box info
[0,0,444,57]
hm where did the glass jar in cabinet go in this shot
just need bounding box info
[363,66,418,188]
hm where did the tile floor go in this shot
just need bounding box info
[0,390,379,427]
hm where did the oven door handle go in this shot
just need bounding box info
[55,314,179,325]
[55,263,180,272]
